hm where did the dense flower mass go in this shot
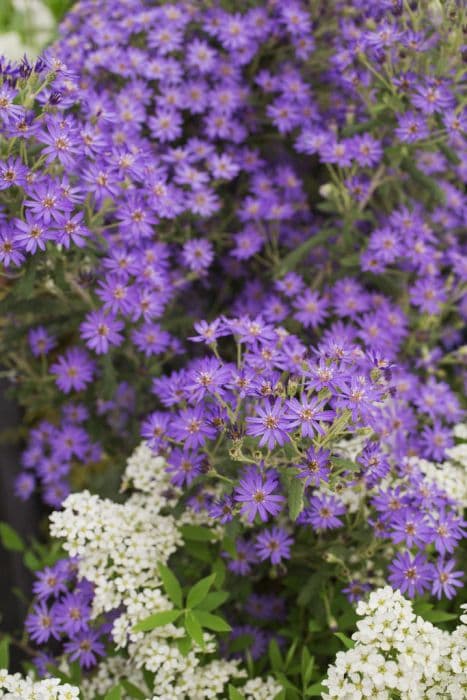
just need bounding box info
[0,0,465,696]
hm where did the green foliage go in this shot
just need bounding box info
[0,522,24,552]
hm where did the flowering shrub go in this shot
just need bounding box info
[0,0,465,697]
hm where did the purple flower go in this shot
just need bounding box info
[26,601,60,644]
[296,447,331,487]
[420,422,453,461]
[0,84,24,123]
[246,398,290,449]
[0,226,24,267]
[63,628,105,669]
[50,348,95,393]
[395,111,430,142]
[224,538,258,576]
[141,411,170,450]
[80,310,124,355]
[14,473,35,500]
[28,326,56,357]
[234,468,284,522]
[186,357,230,401]
[170,405,217,449]
[293,290,328,328]
[181,239,214,274]
[342,580,371,603]
[388,551,433,598]
[304,494,346,531]
[32,564,68,601]
[255,527,293,565]
[166,449,204,487]
[14,213,53,253]
[0,156,28,189]
[285,396,334,438]
[430,511,466,555]
[209,495,235,524]
[431,559,463,600]
[55,593,90,636]
[390,509,433,549]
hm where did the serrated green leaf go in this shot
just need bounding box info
[184,610,204,647]
[0,522,25,552]
[288,477,305,520]
[197,590,229,611]
[0,637,10,669]
[186,573,216,609]
[158,563,183,609]
[192,610,231,632]
[133,609,181,633]
[334,632,355,649]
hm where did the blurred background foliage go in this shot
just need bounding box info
[0,0,72,59]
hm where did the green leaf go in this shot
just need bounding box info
[120,679,146,699]
[181,524,216,541]
[301,648,314,687]
[104,686,122,700]
[0,637,10,669]
[197,590,229,611]
[229,633,253,653]
[192,610,231,632]
[186,573,216,609]
[23,550,41,571]
[184,610,204,648]
[228,685,246,700]
[133,609,181,633]
[421,610,458,623]
[176,635,192,656]
[334,632,355,649]
[0,522,25,552]
[278,228,333,275]
[288,477,305,520]
[158,564,183,609]
[268,638,283,671]
[306,682,326,696]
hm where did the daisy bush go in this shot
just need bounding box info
[0,0,465,697]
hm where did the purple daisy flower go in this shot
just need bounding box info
[388,551,433,598]
[296,447,331,487]
[25,601,60,644]
[305,494,346,531]
[234,468,284,522]
[50,348,95,394]
[431,559,464,600]
[285,396,334,438]
[63,628,105,669]
[246,398,290,449]
[80,310,124,355]
[255,527,293,565]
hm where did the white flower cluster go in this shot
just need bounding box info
[0,669,78,700]
[323,586,467,699]
[50,443,281,700]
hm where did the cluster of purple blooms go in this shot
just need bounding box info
[0,0,465,680]
[25,558,107,672]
